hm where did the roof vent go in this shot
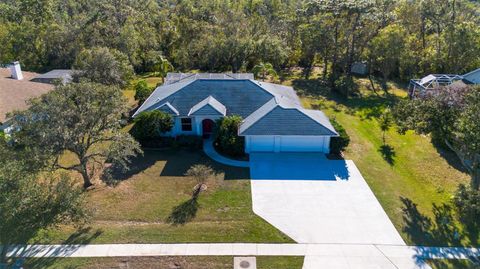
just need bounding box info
[10,61,23,80]
[234,257,256,269]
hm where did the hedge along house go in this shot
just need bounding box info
[133,73,338,153]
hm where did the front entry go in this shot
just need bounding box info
[202,119,215,138]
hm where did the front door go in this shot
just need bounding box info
[202,119,214,138]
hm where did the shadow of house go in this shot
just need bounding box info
[160,150,250,180]
[250,153,350,181]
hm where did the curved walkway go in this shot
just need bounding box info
[203,138,249,168]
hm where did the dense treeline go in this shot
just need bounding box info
[0,0,479,86]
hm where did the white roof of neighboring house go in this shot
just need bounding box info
[463,68,480,84]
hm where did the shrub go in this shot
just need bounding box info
[214,115,245,157]
[134,80,154,105]
[453,184,480,232]
[185,164,215,197]
[330,119,350,155]
[174,135,203,150]
[130,110,173,141]
[334,75,357,97]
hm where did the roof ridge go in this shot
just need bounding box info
[132,79,196,117]
[299,109,338,135]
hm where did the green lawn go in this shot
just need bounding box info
[41,74,477,248]
[39,149,292,244]
[25,256,304,269]
[291,77,473,246]
[426,259,479,269]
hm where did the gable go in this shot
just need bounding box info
[190,104,225,116]
[188,95,227,116]
[156,102,179,115]
[240,106,337,136]
[161,80,274,117]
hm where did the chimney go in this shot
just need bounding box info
[10,61,23,80]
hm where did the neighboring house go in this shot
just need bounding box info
[462,67,480,84]
[0,64,54,132]
[409,67,480,97]
[134,73,338,153]
[31,69,74,84]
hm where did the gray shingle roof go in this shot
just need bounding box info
[157,102,179,115]
[239,99,338,136]
[132,79,195,117]
[133,76,337,137]
[188,96,226,116]
[135,79,277,118]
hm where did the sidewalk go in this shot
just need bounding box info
[203,138,249,168]
[6,243,479,259]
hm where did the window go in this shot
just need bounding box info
[181,118,192,131]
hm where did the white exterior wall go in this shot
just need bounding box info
[169,115,222,136]
[245,135,331,153]
[170,117,198,136]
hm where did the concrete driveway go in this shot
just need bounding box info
[250,153,405,245]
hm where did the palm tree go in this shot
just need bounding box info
[153,55,174,84]
[252,62,277,81]
[379,108,393,144]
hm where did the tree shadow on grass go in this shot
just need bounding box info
[379,144,396,165]
[166,197,199,225]
[427,259,480,269]
[291,78,400,120]
[18,227,102,269]
[399,197,480,267]
[102,150,159,184]
[432,139,470,174]
[401,197,480,249]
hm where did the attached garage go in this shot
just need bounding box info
[247,136,275,152]
[245,135,331,153]
[279,136,330,152]
[239,99,338,154]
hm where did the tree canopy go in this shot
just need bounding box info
[73,47,134,87]
[0,0,477,89]
[393,85,480,190]
[10,81,142,189]
[0,144,87,263]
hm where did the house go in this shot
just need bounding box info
[462,67,480,84]
[409,67,480,97]
[133,73,338,153]
[0,63,54,131]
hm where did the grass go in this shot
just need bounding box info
[40,72,477,248]
[289,75,473,246]
[426,259,479,268]
[24,256,304,269]
[39,149,292,244]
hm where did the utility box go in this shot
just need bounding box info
[234,257,256,269]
